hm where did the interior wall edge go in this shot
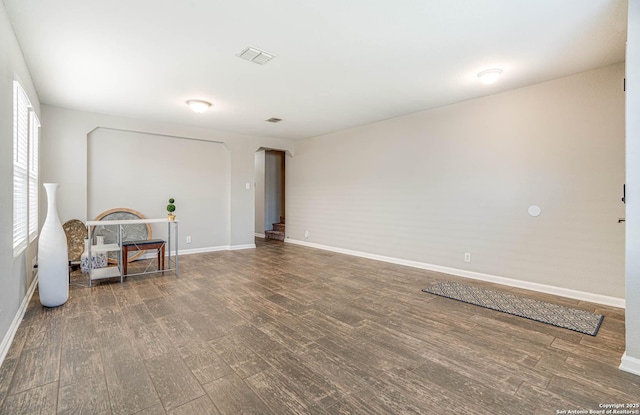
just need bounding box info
[0,272,38,368]
[176,244,256,256]
[285,238,625,309]
[228,244,257,251]
[619,353,640,376]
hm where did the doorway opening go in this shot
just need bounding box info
[255,149,286,241]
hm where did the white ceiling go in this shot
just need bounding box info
[3,0,628,140]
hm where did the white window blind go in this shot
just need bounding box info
[13,81,35,256]
[29,111,40,241]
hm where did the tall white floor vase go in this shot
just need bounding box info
[37,183,69,307]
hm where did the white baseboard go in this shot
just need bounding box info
[254,233,265,238]
[136,244,256,259]
[177,245,230,255]
[285,239,625,309]
[0,273,39,368]
[620,353,640,376]
[229,244,256,251]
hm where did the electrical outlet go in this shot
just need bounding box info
[464,253,471,263]
[304,230,310,239]
[186,236,192,244]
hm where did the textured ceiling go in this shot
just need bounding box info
[3,0,628,140]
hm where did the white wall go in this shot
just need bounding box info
[88,128,230,250]
[0,3,41,363]
[288,63,625,301]
[41,105,295,251]
[622,0,640,376]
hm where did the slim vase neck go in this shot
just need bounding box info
[43,183,60,220]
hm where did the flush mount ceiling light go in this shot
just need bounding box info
[477,68,503,85]
[186,99,212,113]
[237,46,275,65]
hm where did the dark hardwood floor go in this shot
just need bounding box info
[0,238,637,414]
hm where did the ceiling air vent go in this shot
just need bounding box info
[237,46,275,65]
[265,117,283,123]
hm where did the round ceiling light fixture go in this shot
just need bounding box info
[477,68,503,85]
[186,99,212,113]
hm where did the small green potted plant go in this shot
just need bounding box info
[167,198,176,221]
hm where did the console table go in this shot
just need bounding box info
[85,218,179,286]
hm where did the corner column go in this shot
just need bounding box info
[622,0,640,376]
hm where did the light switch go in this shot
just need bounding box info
[245,182,251,190]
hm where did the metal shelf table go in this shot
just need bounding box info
[85,218,179,286]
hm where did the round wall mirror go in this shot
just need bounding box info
[92,208,152,262]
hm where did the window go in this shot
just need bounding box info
[13,81,39,256]
[28,109,40,241]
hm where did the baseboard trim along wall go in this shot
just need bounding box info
[138,244,258,258]
[286,239,625,309]
[0,273,38,368]
[619,353,640,376]
[176,246,230,256]
[229,244,257,251]
[254,233,265,238]
[177,244,257,255]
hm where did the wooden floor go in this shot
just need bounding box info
[0,238,637,414]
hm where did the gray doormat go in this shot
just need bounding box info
[422,281,604,336]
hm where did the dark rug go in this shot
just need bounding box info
[422,281,604,336]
